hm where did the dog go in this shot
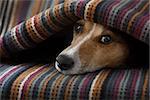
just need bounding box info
[55,20,149,75]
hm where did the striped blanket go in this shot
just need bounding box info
[0,0,149,100]
[0,64,148,100]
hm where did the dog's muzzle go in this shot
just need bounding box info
[55,54,74,71]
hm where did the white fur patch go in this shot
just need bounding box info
[64,24,96,56]
[55,24,96,74]
[55,61,62,72]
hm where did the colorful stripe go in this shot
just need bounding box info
[0,64,148,99]
[0,0,149,58]
[0,0,149,100]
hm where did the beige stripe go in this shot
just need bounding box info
[12,27,25,49]
[54,4,71,24]
[89,70,110,100]
[50,74,65,99]
[34,13,50,38]
[25,67,49,100]
[31,16,45,40]
[141,71,148,100]
[64,76,77,100]
[10,65,42,100]
[17,66,45,100]
[45,8,62,31]
[64,0,78,21]
[84,0,102,21]
[25,19,41,43]
[39,70,58,99]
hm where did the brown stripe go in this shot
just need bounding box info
[25,67,49,100]
[39,70,58,99]
[64,0,78,21]
[51,74,65,99]
[54,4,71,24]
[34,14,47,39]
[10,65,42,99]
[34,13,50,38]
[45,8,62,31]
[64,76,77,100]
[25,19,42,43]
[141,71,148,100]
[91,70,110,100]
[85,0,102,21]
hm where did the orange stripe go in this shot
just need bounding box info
[141,71,148,100]
[10,65,42,99]
[45,8,62,31]
[127,3,149,32]
[51,75,65,99]
[54,4,71,24]
[98,70,111,99]
[25,19,42,43]
[85,0,102,21]
[90,0,102,21]
[64,0,78,21]
[39,70,58,99]
[25,67,49,100]
[34,13,50,38]
[91,70,110,99]
[64,76,77,100]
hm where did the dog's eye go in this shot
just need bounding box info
[74,23,83,34]
[99,35,112,44]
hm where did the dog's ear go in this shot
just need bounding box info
[125,36,149,68]
[108,27,149,67]
[119,32,148,67]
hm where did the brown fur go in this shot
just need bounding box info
[56,20,148,74]
[73,20,129,71]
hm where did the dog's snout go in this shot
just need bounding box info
[56,55,74,70]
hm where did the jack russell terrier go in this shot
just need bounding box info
[55,20,149,75]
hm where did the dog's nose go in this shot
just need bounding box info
[56,55,74,70]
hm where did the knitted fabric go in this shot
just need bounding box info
[0,0,149,57]
[0,0,149,100]
[0,64,148,100]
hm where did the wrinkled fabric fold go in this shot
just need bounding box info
[0,0,149,58]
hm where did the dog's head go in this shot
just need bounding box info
[55,20,129,75]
